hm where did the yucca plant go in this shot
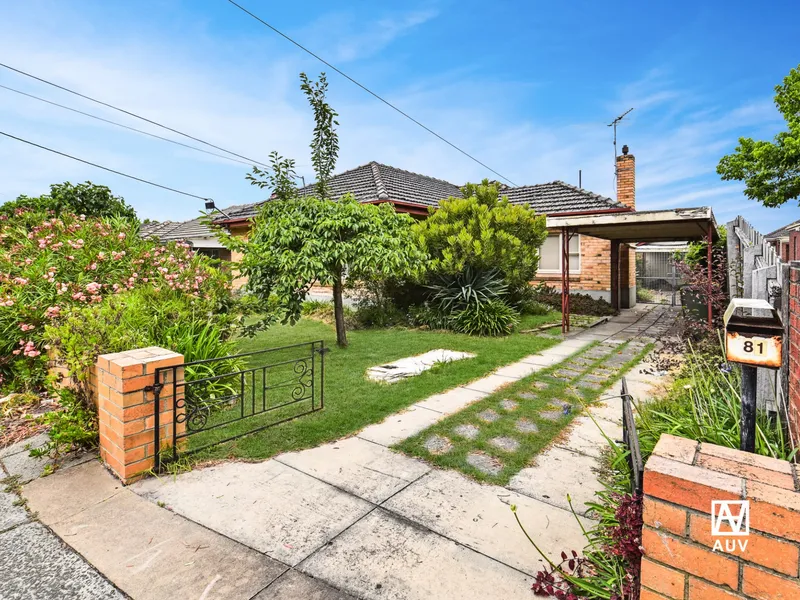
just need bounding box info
[427,266,507,312]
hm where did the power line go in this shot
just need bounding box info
[0,84,257,168]
[0,62,271,168]
[0,130,212,201]
[225,0,518,187]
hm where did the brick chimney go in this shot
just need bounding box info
[616,145,635,210]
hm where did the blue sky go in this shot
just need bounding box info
[1,0,799,233]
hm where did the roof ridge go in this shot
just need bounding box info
[371,162,389,200]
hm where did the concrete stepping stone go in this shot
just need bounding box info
[551,399,573,414]
[499,399,519,411]
[453,424,480,440]
[515,419,539,434]
[567,357,595,368]
[517,391,537,400]
[577,379,602,391]
[531,381,549,390]
[583,374,607,384]
[465,452,503,476]
[538,409,564,422]
[477,409,500,423]
[488,437,520,452]
[424,435,453,455]
[553,368,581,380]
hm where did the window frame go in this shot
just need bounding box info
[538,233,581,274]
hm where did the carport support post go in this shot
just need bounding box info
[610,241,620,312]
[561,227,571,333]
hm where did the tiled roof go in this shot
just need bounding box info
[217,162,463,222]
[765,218,800,240]
[501,181,625,214]
[140,205,245,241]
[212,164,627,223]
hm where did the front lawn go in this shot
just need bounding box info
[190,312,560,462]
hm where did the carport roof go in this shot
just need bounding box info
[545,207,717,243]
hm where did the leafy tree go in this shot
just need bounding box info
[226,195,425,347]
[300,72,339,199]
[0,181,137,220]
[246,151,298,201]
[413,179,548,300]
[717,65,800,207]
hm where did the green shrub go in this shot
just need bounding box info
[413,179,548,301]
[408,303,452,331]
[530,283,616,316]
[30,388,98,458]
[452,299,519,336]
[636,287,657,303]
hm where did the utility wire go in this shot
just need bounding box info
[0,84,257,168]
[225,0,518,187]
[0,62,271,168]
[0,131,212,201]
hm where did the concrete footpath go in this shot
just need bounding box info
[7,305,677,600]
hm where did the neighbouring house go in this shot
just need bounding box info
[765,218,800,261]
[144,152,641,305]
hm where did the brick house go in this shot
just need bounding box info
[764,218,800,262]
[209,150,639,304]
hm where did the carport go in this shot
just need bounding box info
[546,207,718,332]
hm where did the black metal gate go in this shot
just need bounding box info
[148,340,325,469]
[620,377,644,494]
[635,250,684,306]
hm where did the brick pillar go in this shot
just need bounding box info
[789,264,800,445]
[96,346,184,484]
[640,434,800,600]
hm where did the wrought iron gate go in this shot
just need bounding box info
[621,377,643,494]
[149,340,325,468]
[635,250,683,306]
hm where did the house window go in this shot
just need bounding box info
[539,234,580,273]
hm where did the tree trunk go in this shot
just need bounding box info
[332,275,348,348]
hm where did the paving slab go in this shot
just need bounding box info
[300,508,534,600]
[357,405,443,446]
[463,373,517,394]
[557,416,623,459]
[424,435,453,455]
[383,469,587,576]
[2,448,96,484]
[23,460,123,524]
[414,386,486,414]
[587,397,623,425]
[0,488,29,531]
[39,491,284,600]
[453,423,480,439]
[275,437,429,504]
[0,432,50,459]
[0,522,124,600]
[519,353,563,367]
[254,570,356,600]
[494,360,543,379]
[133,459,372,565]
[466,452,503,475]
[507,446,604,515]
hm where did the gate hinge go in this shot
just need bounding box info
[144,382,165,394]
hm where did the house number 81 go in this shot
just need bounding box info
[743,341,766,356]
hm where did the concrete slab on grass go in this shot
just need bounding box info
[507,446,603,516]
[357,405,443,446]
[519,353,562,367]
[0,522,124,600]
[383,469,588,576]
[300,508,534,600]
[254,570,356,600]
[134,459,372,565]
[275,437,429,504]
[415,386,486,415]
[587,397,623,426]
[557,416,623,459]
[45,491,284,600]
[23,460,123,524]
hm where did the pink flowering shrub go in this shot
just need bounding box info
[0,208,231,390]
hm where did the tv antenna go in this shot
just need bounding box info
[608,107,634,159]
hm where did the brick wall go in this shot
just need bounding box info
[641,434,800,599]
[788,264,800,445]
